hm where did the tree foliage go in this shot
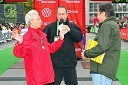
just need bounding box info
[24,0,33,14]
[7,0,33,15]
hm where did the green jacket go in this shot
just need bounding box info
[85,16,121,80]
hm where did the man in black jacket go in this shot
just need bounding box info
[43,6,82,85]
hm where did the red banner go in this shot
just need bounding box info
[59,0,85,34]
[34,0,85,58]
[66,8,85,58]
[5,0,27,2]
[34,0,58,9]
[34,0,59,29]
[59,0,85,9]
[120,28,128,40]
[36,8,57,29]
[67,8,85,33]
[58,0,85,58]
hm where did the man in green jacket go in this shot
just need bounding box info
[81,3,121,85]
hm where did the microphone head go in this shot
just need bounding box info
[60,19,64,24]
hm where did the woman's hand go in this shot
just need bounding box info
[12,30,23,44]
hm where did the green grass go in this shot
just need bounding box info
[117,50,128,85]
[0,47,20,75]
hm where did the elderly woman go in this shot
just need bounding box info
[12,10,66,85]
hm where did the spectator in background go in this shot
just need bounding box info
[0,24,2,31]
[81,3,121,85]
[90,14,99,33]
[93,14,99,27]
[43,6,82,85]
[117,19,123,29]
[0,24,2,43]
[20,24,28,36]
[12,10,67,85]
[122,16,128,28]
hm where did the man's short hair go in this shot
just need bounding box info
[57,6,68,13]
[98,3,115,17]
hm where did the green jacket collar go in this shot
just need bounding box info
[104,16,117,23]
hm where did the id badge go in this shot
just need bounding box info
[54,36,59,41]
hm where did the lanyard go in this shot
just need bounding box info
[32,34,45,49]
[57,21,59,36]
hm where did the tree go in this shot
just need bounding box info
[7,0,33,15]
[24,0,33,14]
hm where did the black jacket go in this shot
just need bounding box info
[43,19,82,67]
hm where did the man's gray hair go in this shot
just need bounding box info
[25,10,38,25]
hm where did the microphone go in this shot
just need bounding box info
[60,19,64,24]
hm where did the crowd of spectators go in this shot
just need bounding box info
[0,23,28,43]
[117,16,128,29]
[87,15,128,33]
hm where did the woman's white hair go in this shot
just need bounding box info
[25,10,38,25]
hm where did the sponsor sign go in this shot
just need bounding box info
[0,4,24,23]
[4,4,17,23]
[42,8,51,17]
[36,0,56,3]
[36,8,56,29]
[59,0,84,9]
[34,0,58,9]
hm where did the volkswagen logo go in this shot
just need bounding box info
[42,8,51,17]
